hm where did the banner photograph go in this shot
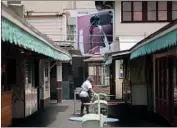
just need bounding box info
[77,9,117,55]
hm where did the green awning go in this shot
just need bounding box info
[104,56,112,65]
[130,29,177,59]
[1,17,71,61]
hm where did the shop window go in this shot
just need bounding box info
[88,65,110,86]
[25,60,35,87]
[1,59,16,92]
[45,61,49,77]
[44,60,49,90]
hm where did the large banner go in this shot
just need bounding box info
[77,9,118,55]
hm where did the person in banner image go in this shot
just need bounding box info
[79,76,95,116]
[88,11,113,54]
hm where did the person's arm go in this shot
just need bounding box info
[89,88,95,94]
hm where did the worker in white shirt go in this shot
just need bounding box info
[79,76,95,116]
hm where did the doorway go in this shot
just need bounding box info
[155,55,177,122]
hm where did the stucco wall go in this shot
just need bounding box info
[23,1,95,12]
[114,1,168,50]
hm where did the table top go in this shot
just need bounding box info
[69,115,119,123]
[84,103,94,105]
[84,102,118,106]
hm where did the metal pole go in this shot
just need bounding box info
[73,89,76,114]
[98,94,103,127]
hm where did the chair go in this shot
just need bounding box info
[91,100,108,116]
[99,93,107,101]
[92,93,107,102]
[82,119,100,128]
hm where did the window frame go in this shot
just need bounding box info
[121,1,174,23]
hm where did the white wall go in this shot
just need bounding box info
[114,1,168,50]
[115,60,123,99]
[39,60,51,100]
[23,1,95,12]
[76,1,95,9]
[23,1,70,12]
[26,16,67,42]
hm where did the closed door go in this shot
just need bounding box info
[155,57,170,120]
[171,56,177,123]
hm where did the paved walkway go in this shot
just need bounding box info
[12,100,82,127]
[12,100,171,127]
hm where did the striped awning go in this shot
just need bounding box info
[1,17,71,61]
[130,29,177,59]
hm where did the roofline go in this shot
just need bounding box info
[105,49,130,56]
[1,3,71,57]
[105,20,177,59]
[112,50,130,57]
[130,19,177,52]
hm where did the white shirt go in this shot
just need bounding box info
[79,80,92,97]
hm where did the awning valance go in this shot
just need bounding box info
[2,17,71,61]
[130,29,177,59]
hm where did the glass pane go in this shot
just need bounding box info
[148,2,156,11]
[158,11,167,20]
[158,1,167,11]
[123,2,131,11]
[148,11,156,21]
[133,2,142,11]
[172,11,177,20]
[133,12,142,21]
[89,66,94,75]
[28,63,32,83]
[172,1,177,10]
[45,61,49,77]
[123,12,132,21]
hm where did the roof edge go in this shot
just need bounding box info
[1,3,71,58]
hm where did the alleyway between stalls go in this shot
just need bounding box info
[11,100,171,127]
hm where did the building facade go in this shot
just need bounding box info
[109,19,177,126]
[9,1,176,99]
[112,0,177,99]
[1,3,71,126]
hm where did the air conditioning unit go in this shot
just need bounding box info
[95,1,114,10]
[7,1,23,6]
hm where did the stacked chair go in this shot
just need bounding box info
[82,93,109,128]
[91,93,108,116]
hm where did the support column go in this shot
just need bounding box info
[56,62,62,103]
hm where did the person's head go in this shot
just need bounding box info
[87,76,94,83]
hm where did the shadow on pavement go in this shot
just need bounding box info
[12,104,68,127]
